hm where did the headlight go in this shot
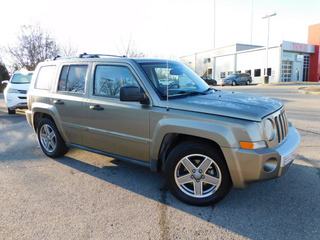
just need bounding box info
[265,119,275,141]
[8,88,20,93]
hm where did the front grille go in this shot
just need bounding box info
[274,110,289,143]
[18,90,27,94]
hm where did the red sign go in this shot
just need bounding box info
[292,42,308,51]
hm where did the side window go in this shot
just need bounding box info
[94,65,139,97]
[35,65,56,90]
[58,65,88,93]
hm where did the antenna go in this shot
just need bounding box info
[166,60,169,111]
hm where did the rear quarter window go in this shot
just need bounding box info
[35,65,57,90]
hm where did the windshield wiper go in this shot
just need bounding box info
[161,88,214,98]
[201,87,215,94]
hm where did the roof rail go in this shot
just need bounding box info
[53,53,127,61]
[53,55,78,60]
[79,53,127,58]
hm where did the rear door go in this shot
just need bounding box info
[84,63,150,162]
[240,74,246,84]
[51,64,90,145]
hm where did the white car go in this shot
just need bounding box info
[2,70,33,114]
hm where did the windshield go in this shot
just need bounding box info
[139,61,209,99]
[11,73,33,84]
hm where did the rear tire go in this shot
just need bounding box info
[246,80,250,85]
[37,118,68,158]
[164,141,232,206]
[8,108,16,114]
[232,81,236,86]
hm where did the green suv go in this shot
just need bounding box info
[26,54,300,206]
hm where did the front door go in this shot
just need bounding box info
[84,64,150,162]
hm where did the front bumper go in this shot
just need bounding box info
[222,125,300,188]
[5,93,28,109]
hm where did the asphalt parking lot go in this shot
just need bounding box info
[0,84,319,240]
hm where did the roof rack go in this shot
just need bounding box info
[79,53,127,58]
[53,53,127,61]
[53,55,78,60]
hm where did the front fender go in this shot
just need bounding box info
[150,118,237,160]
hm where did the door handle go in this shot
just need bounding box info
[53,100,64,105]
[90,105,104,111]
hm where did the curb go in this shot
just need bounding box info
[297,87,320,96]
[257,82,320,87]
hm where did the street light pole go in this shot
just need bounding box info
[213,0,216,49]
[262,12,276,84]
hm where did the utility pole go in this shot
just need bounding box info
[212,0,216,81]
[262,12,277,84]
[250,0,253,45]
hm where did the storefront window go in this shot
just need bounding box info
[254,69,261,77]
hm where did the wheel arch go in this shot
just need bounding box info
[157,133,226,172]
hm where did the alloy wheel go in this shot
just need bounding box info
[174,154,222,198]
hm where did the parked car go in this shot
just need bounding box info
[159,79,175,86]
[201,76,217,86]
[26,54,300,206]
[2,70,33,114]
[221,73,252,86]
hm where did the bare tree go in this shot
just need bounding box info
[116,36,146,58]
[7,24,59,71]
[59,42,78,57]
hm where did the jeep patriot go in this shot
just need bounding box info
[26,54,300,205]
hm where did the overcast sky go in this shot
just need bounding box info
[1,0,320,59]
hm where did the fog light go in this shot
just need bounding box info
[263,158,278,172]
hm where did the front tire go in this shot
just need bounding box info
[232,81,236,86]
[37,118,68,158]
[8,108,16,114]
[164,141,232,206]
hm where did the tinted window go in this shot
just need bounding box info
[58,65,87,93]
[58,66,68,91]
[35,66,55,90]
[94,65,139,97]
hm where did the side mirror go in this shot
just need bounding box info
[1,80,9,84]
[120,86,149,105]
[170,68,183,75]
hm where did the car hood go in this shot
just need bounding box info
[160,90,283,121]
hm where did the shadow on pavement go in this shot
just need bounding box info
[52,150,320,240]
